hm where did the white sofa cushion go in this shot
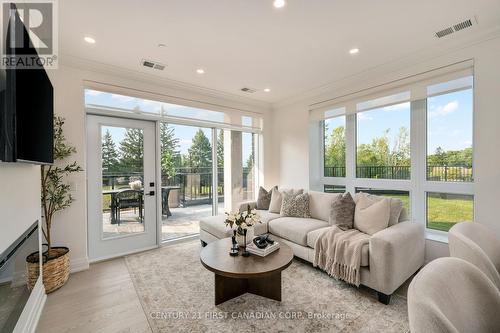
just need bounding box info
[306,227,369,267]
[268,217,329,246]
[199,210,279,239]
[308,191,341,222]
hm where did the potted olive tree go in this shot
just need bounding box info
[26,116,83,293]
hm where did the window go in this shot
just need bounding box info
[317,69,474,235]
[324,185,346,193]
[86,89,262,242]
[356,188,410,215]
[356,101,411,179]
[242,132,257,200]
[427,84,473,182]
[324,116,346,177]
[426,193,473,232]
[85,89,225,122]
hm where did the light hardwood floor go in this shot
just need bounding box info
[36,246,411,333]
[37,258,152,333]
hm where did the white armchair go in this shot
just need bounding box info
[449,222,500,290]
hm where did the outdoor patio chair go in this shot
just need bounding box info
[116,189,143,225]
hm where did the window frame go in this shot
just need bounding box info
[318,70,475,240]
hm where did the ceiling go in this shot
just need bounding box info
[59,0,500,103]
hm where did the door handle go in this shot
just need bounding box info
[145,191,155,196]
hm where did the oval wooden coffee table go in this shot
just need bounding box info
[200,237,294,305]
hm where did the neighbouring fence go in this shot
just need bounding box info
[102,167,254,207]
[324,165,473,182]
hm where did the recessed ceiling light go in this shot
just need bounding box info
[84,36,96,44]
[349,48,359,54]
[196,68,205,74]
[273,0,286,8]
[158,43,166,48]
[264,88,271,92]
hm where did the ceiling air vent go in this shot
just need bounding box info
[435,17,475,38]
[454,19,473,32]
[436,27,454,38]
[241,87,257,93]
[141,59,166,71]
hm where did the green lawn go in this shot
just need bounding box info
[427,194,473,232]
[373,192,473,232]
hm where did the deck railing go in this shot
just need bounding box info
[102,167,253,206]
[324,165,473,182]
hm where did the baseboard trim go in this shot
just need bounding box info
[89,245,159,263]
[70,257,90,273]
[13,277,46,333]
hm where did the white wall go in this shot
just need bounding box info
[0,163,41,254]
[45,62,271,270]
[270,35,500,261]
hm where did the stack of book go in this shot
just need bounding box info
[246,241,280,257]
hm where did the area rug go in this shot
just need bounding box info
[125,240,409,333]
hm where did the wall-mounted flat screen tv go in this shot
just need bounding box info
[0,3,54,164]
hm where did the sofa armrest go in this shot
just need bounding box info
[238,201,257,213]
[369,221,425,295]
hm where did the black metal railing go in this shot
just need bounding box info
[102,167,253,207]
[324,165,473,182]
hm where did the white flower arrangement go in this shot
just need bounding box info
[129,180,142,190]
[225,205,261,235]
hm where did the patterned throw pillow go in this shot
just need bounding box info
[330,192,355,230]
[257,186,277,210]
[280,192,310,218]
[269,188,303,213]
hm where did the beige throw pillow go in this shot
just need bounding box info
[354,195,391,235]
[268,188,303,213]
[354,193,404,226]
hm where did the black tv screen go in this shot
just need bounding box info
[0,4,54,164]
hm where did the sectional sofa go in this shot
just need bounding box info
[199,191,425,304]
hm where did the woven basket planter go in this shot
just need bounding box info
[26,246,70,294]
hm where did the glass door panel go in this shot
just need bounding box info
[101,126,145,238]
[160,123,215,241]
[87,115,156,261]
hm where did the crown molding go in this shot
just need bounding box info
[59,53,273,113]
[272,25,500,110]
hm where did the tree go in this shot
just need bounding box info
[217,130,224,168]
[390,127,410,166]
[101,129,119,173]
[187,129,212,171]
[120,128,143,172]
[160,123,180,179]
[324,126,346,167]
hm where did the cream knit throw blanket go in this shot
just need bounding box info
[313,226,370,286]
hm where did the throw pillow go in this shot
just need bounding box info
[329,192,355,230]
[309,191,342,222]
[354,195,390,235]
[257,186,277,210]
[354,193,404,226]
[280,192,310,218]
[269,188,303,213]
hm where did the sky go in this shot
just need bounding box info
[88,90,253,165]
[326,88,473,154]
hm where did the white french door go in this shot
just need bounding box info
[87,115,157,261]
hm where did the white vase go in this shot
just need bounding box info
[236,227,254,247]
